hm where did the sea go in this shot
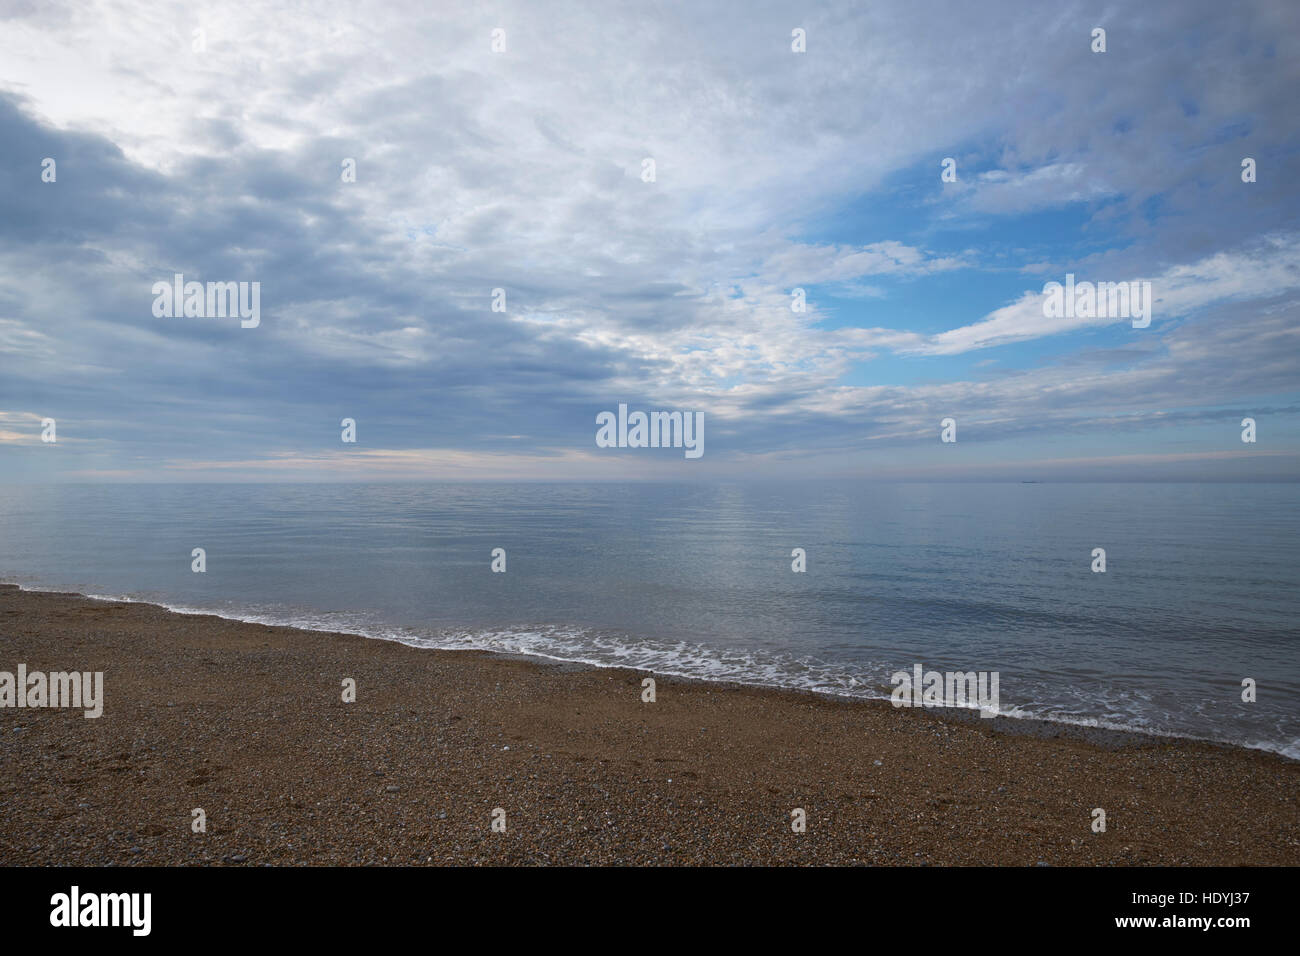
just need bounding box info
[1,480,1296,758]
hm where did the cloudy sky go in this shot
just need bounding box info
[2,0,1298,481]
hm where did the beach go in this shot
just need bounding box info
[1,583,1296,866]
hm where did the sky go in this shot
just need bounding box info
[1,0,1298,482]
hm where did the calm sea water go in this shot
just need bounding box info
[1,482,1296,757]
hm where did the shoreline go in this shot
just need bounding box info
[1,583,1297,865]
[5,580,1285,761]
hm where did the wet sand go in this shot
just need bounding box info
[1,584,1296,865]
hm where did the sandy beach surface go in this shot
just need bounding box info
[1,583,1296,866]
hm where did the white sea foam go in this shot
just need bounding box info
[7,581,1298,761]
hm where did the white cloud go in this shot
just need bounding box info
[0,0,1297,479]
[912,234,1300,355]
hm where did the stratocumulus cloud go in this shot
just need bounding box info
[0,0,1297,482]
